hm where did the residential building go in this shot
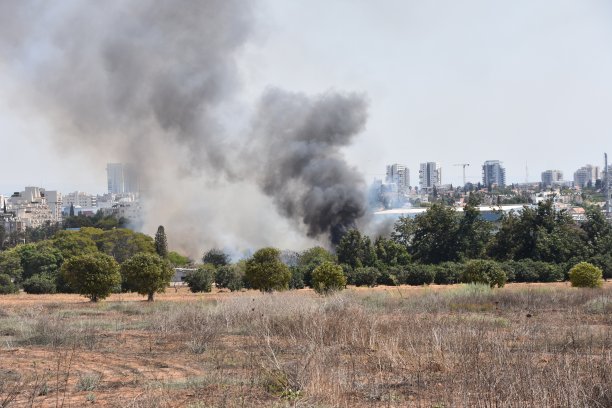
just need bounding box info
[573,164,600,188]
[419,162,441,191]
[385,164,410,192]
[107,163,140,194]
[63,191,97,209]
[541,170,563,187]
[482,160,506,188]
[4,186,61,229]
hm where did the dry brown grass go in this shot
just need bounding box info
[0,282,610,407]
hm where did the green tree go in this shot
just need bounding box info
[52,230,99,259]
[96,229,155,263]
[374,236,410,267]
[410,204,460,264]
[311,261,347,294]
[297,246,336,287]
[245,248,291,292]
[568,262,603,288]
[0,248,24,282]
[336,229,377,269]
[16,242,63,281]
[456,196,491,260]
[154,225,168,258]
[202,248,231,268]
[0,274,18,294]
[168,251,191,267]
[121,253,174,301]
[61,253,121,302]
[215,262,246,292]
[184,264,215,293]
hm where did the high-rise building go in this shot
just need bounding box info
[419,162,441,191]
[573,164,600,188]
[106,163,139,194]
[385,164,410,192]
[541,170,563,187]
[482,160,506,188]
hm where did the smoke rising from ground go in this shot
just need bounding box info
[0,0,369,254]
[249,89,368,244]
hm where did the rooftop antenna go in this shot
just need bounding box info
[453,163,470,186]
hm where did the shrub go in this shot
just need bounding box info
[398,264,435,286]
[215,263,245,291]
[245,248,291,292]
[61,253,121,302]
[568,262,603,288]
[433,262,464,285]
[349,267,380,287]
[289,267,305,289]
[587,255,612,280]
[462,259,506,288]
[311,261,346,294]
[184,264,215,293]
[377,266,399,286]
[22,274,57,294]
[0,274,18,295]
[121,253,174,301]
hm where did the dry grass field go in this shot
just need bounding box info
[0,282,610,407]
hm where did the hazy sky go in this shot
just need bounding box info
[2,0,612,194]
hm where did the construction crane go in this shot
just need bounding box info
[453,163,470,186]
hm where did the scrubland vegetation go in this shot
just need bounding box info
[0,283,610,407]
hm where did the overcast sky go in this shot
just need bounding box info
[2,0,612,194]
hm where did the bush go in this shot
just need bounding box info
[587,255,612,280]
[289,267,305,289]
[61,253,121,302]
[377,266,399,286]
[215,263,245,292]
[22,274,57,294]
[508,259,564,283]
[462,259,506,288]
[398,264,435,286]
[568,262,603,288]
[184,264,215,293]
[0,274,18,294]
[349,267,380,287]
[311,261,346,294]
[433,262,464,285]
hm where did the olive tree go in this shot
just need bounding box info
[245,248,290,292]
[61,253,121,302]
[121,253,174,301]
[311,261,346,295]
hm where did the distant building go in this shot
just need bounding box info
[419,162,441,191]
[482,160,506,188]
[4,186,62,230]
[63,191,97,209]
[573,164,600,188]
[106,163,139,194]
[541,170,563,187]
[385,164,410,192]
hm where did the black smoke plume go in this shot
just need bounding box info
[249,89,368,244]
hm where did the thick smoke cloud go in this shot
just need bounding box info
[249,89,368,244]
[0,0,369,253]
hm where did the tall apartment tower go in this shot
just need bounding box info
[482,160,506,188]
[573,164,600,188]
[419,162,441,191]
[541,170,563,187]
[107,163,140,194]
[385,164,410,192]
